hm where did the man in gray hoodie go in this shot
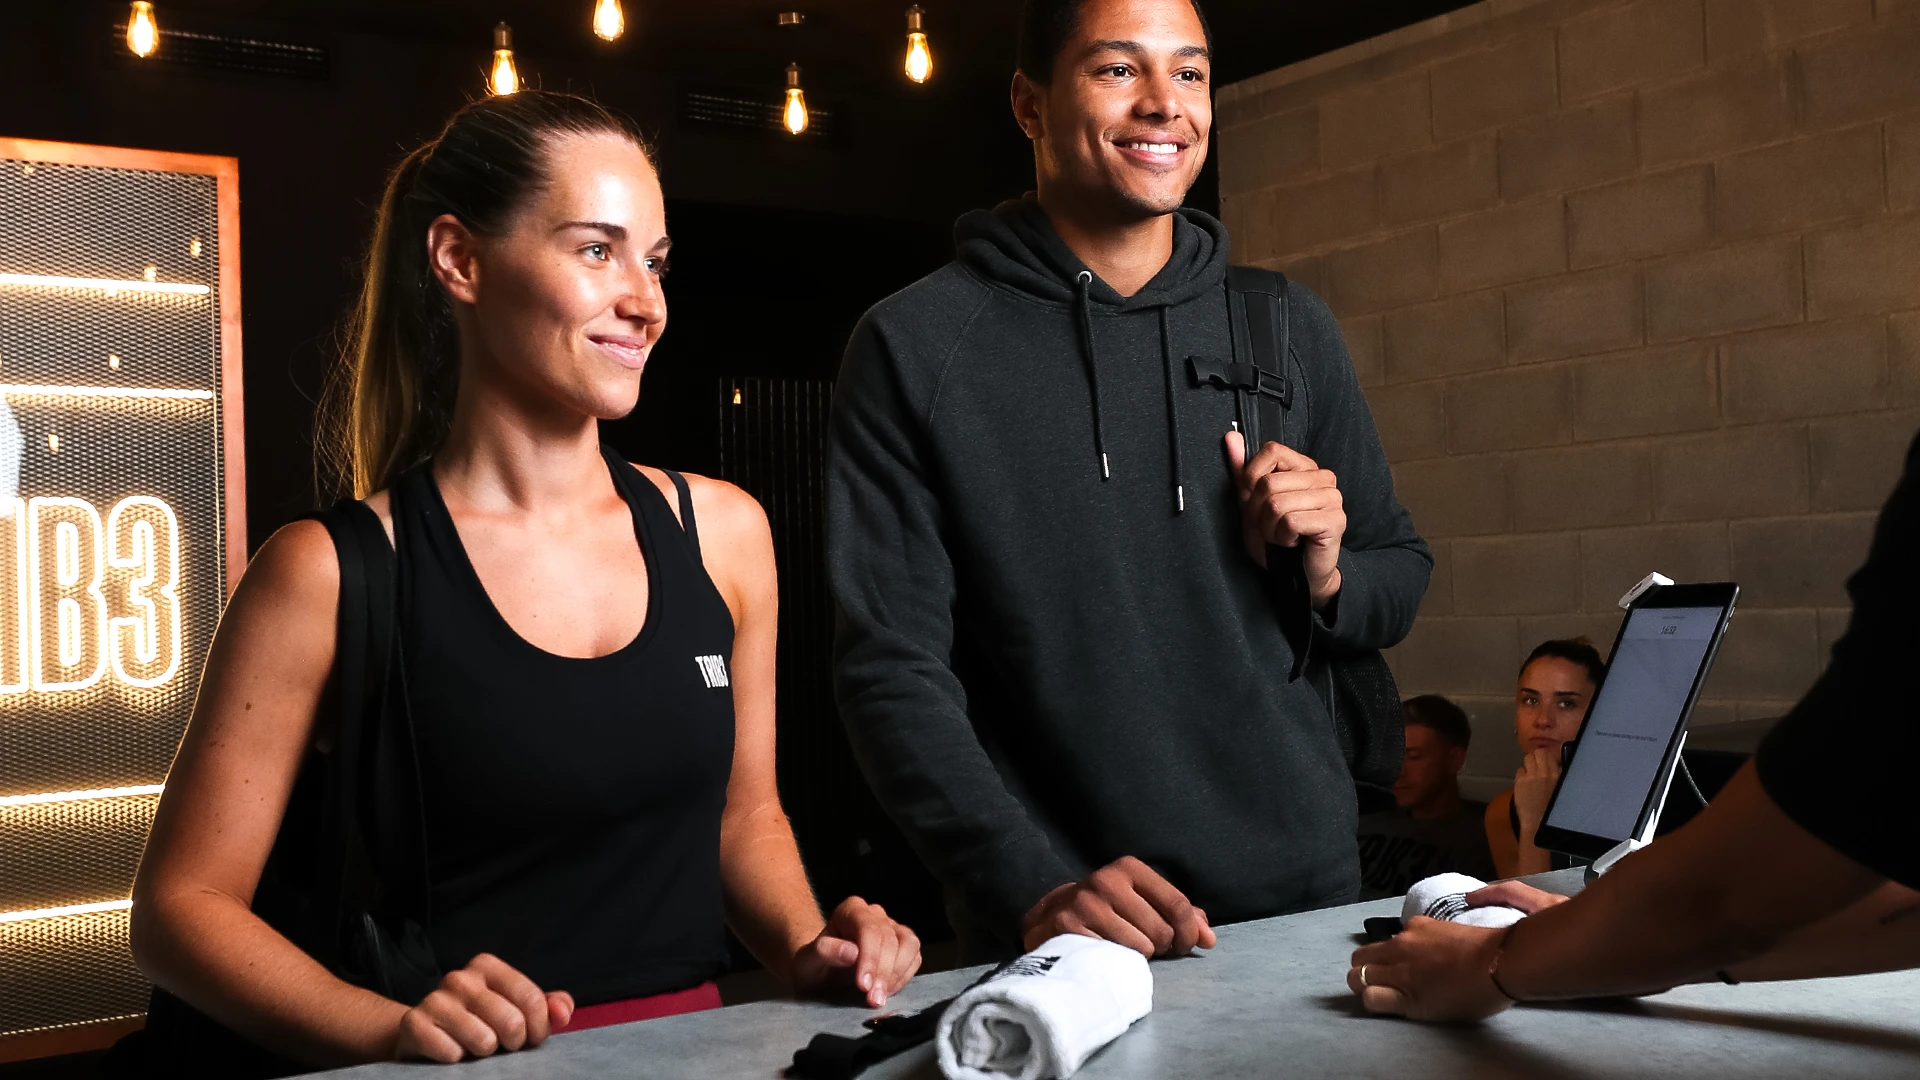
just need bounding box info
[827,0,1432,961]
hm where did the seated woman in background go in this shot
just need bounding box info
[1484,639,1607,879]
[124,91,918,1076]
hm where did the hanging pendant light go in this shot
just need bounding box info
[126,1,159,57]
[592,0,625,42]
[904,5,932,84]
[777,13,809,136]
[783,63,809,135]
[489,22,520,95]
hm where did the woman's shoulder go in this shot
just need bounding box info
[624,464,769,548]
[1484,790,1514,827]
[226,516,346,626]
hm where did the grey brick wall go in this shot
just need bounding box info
[1216,0,1920,792]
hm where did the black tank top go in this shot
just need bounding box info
[391,447,737,1004]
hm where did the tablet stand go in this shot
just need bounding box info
[1587,731,1687,880]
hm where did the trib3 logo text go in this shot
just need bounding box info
[0,496,182,693]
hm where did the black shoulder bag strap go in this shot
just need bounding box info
[1196,266,1313,683]
[314,496,440,1006]
[1207,269,1406,797]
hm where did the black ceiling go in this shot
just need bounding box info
[151,0,1476,102]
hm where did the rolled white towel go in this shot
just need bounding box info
[1402,873,1527,929]
[936,934,1152,1080]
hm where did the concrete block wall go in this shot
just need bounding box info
[1217,0,1920,792]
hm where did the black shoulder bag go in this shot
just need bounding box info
[1192,267,1405,804]
[109,499,439,1079]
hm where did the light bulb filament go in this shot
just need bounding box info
[906,32,932,83]
[593,0,625,41]
[783,63,809,135]
[784,89,809,135]
[127,2,159,58]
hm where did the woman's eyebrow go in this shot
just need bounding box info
[554,220,629,239]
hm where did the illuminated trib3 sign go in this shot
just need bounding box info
[0,496,181,692]
[0,139,244,1043]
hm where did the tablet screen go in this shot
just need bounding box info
[1543,605,1724,844]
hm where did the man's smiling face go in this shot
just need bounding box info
[1020,0,1213,221]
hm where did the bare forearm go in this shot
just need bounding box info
[719,804,824,985]
[1721,884,1920,983]
[132,889,404,1067]
[1497,767,1883,1000]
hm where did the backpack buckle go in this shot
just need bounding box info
[1188,356,1292,409]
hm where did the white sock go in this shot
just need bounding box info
[937,934,1152,1080]
[1402,873,1526,929]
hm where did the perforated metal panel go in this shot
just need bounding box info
[0,143,240,1043]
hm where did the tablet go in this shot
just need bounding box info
[1534,583,1739,862]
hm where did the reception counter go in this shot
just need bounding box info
[310,870,1920,1079]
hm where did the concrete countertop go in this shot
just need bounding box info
[309,870,1920,1079]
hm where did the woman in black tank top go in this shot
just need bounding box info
[125,92,920,1075]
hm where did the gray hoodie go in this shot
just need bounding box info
[827,196,1431,955]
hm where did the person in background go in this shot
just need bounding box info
[1357,696,1495,899]
[827,0,1430,962]
[125,92,918,1076]
[1347,433,1920,1021]
[1484,640,1606,879]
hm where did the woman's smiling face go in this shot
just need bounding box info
[449,131,670,421]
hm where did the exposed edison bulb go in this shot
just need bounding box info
[127,1,159,58]
[783,63,809,135]
[489,22,520,96]
[732,387,743,405]
[592,0,624,41]
[904,6,931,83]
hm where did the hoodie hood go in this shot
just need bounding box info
[953,194,1230,502]
[954,194,1230,310]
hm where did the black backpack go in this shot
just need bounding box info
[107,498,438,1079]
[1194,267,1406,805]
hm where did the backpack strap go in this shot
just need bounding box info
[1220,265,1293,449]
[310,498,431,944]
[1220,267,1312,683]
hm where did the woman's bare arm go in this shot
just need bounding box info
[130,520,410,1066]
[674,471,920,1007]
[133,511,570,1065]
[1723,882,1920,983]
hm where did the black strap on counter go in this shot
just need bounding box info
[786,960,1026,1079]
[787,996,956,1079]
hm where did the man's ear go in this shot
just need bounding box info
[426,212,483,306]
[1446,746,1469,776]
[1010,71,1045,142]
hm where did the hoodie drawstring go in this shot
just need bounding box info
[1159,307,1185,514]
[1073,271,1188,512]
[1071,271,1110,480]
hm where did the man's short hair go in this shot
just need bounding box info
[1402,694,1472,750]
[1016,0,1215,86]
